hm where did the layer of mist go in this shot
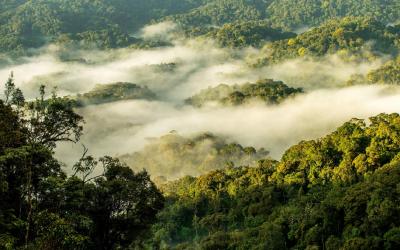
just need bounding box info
[55,85,400,176]
[1,22,398,179]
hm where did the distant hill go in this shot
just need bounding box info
[1,0,399,54]
[204,21,296,48]
[0,0,201,53]
[185,79,303,107]
[74,82,157,107]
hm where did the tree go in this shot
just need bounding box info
[4,72,15,104]
[72,156,164,249]
[1,77,164,249]
[26,85,83,148]
[11,88,25,108]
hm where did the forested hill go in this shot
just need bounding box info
[1,0,400,249]
[0,0,201,53]
[185,79,303,107]
[73,82,157,107]
[148,113,400,249]
[254,17,400,65]
[1,0,399,54]
[164,0,400,31]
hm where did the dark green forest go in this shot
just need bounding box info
[0,77,164,249]
[1,0,400,249]
[1,0,399,54]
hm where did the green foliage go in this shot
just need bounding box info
[206,21,295,48]
[266,0,400,30]
[0,79,164,249]
[0,0,201,53]
[165,0,268,29]
[74,82,157,107]
[148,113,400,249]
[255,17,399,65]
[186,79,303,107]
[1,0,400,54]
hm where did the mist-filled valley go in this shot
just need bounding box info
[1,1,400,249]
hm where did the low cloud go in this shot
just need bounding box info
[0,22,397,178]
[55,85,400,174]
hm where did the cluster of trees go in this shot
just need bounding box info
[74,82,157,107]
[0,75,164,249]
[185,79,303,107]
[205,21,295,48]
[164,0,267,29]
[147,113,400,249]
[166,0,400,32]
[120,132,269,182]
[266,0,400,30]
[255,17,400,66]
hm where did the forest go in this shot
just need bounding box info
[1,0,400,249]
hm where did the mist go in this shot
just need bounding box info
[0,22,386,101]
[55,85,400,175]
[0,22,398,178]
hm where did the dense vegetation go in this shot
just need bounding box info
[0,76,163,249]
[0,0,201,53]
[120,132,269,182]
[205,21,295,48]
[164,0,267,29]
[266,0,400,30]
[254,17,400,65]
[74,82,157,107]
[166,0,400,31]
[2,1,400,249]
[148,113,400,249]
[2,0,399,54]
[185,79,303,107]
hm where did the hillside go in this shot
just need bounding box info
[1,1,400,249]
[74,82,157,106]
[1,0,399,54]
[255,17,400,65]
[0,0,200,53]
[185,79,303,107]
[205,21,296,48]
[148,113,400,249]
[266,0,400,30]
